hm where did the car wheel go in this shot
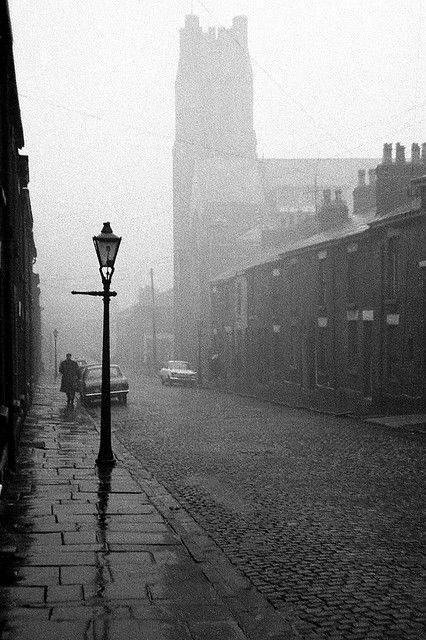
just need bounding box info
[122,394,127,404]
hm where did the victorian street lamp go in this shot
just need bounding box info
[72,222,121,466]
[93,222,121,465]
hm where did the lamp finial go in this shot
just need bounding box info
[101,222,113,234]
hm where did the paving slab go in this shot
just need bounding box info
[0,382,295,639]
[364,413,426,428]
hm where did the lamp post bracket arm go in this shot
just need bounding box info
[71,291,117,297]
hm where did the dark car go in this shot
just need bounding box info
[80,364,129,405]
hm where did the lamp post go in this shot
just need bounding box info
[72,222,121,466]
[93,222,121,465]
[53,329,58,380]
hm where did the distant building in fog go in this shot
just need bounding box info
[173,14,265,367]
[172,14,377,373]
[115,286,173,373]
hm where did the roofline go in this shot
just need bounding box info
[210,205,425,285]
[1,1,25,148]
[367,204,425,229]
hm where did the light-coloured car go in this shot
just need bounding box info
[80,364,129,405]
[159,360,197,387]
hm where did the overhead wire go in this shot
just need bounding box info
[195,0,425,157]
[17,90,425,161]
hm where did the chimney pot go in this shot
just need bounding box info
[323,189,331,204]
[358,169,366,186]
[335,189,342,203]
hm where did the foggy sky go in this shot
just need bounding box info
[8,0,425,357]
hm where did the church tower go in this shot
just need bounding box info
[173,14,257,359]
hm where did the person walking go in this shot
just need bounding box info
[59,353,79,407]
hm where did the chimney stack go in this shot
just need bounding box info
[411,143,421,164]
[319,188,348,229]
[353,167,376,214]
[376,142,426,216]
[395,142,406,164]
[382,143,392,164]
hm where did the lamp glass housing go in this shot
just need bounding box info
[93,222,121,280]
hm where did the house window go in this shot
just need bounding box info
[272,329,282,371]
[289,261,299,310]
[386,237,398,299]
[290,324,298,368]
[386,325,398,378]
[406,336,414,363]
[315,328,328,386]
[347,320,358,365]
[236,281,243,316]
[318,258,327,306]
[347,249,358,303]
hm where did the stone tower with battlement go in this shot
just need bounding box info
[173,14,258,359]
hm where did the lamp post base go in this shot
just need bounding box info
[95,456,116,467]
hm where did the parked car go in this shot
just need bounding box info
[159,361,197,387]
[80,364,129,405]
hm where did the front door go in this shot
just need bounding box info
[362,322,373,398]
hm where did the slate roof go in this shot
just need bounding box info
[211,198,424,283]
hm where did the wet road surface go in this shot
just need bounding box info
[97,373,426,640]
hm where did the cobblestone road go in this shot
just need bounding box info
[89,375,425,639]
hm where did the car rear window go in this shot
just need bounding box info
[169,361,188,370]
[86,368,102,381]
[85,366,123,380]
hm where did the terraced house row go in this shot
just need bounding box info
[0,0,41,485]
[210,146,426,415]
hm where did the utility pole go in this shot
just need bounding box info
[150,268,158,371]
[314,175,318,215]
[53,329,58,380]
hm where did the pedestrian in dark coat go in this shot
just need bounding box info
[59,353,79,407]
